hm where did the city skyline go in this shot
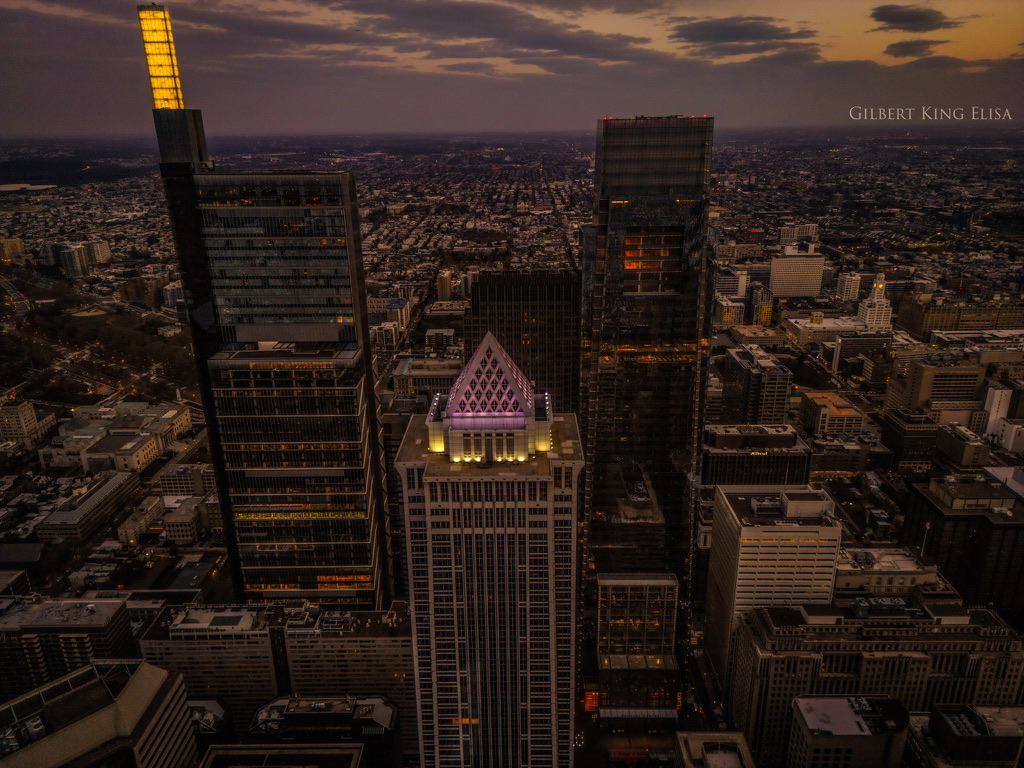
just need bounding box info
[2,0,1022,137]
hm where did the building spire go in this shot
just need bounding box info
[138,5,185,110]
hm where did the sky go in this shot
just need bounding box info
[1,0,1022,137]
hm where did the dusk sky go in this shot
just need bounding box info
[2,0,1022,137]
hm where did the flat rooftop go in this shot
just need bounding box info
[837,547,927,573]
[169,606,258,634]
[0,598,124,630]
[395,413,583,478]
[795,697,873,736]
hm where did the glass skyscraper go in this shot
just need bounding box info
[581,115,714,547]
[140,6,388,606]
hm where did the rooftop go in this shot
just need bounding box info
[396,413,583,477]
[795,696,908,737]
[0,598,124,630]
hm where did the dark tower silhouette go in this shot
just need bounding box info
[138,5,389,607]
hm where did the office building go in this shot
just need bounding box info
[0,400,55,450]
[436,268,454,302]
[768,246,825,298]
[704,486,841,684]
[836,272,862,302]
[901,475,1024,628]
[701,425,811,487]
[0,598,137,702]
[139,6,388,605]
[778,223,819,244]
[284,603,417,755]
[935,424,991,468]
[731,599,1024,767]
[800,392,868,437]
[139,604,280,728]
[897,293,1024,340]
[905,705,1024,768]
[595,574,682,722]
[788,696,908,768]
[856,274,893,330]
[879,409,939,472]
[0,660,196,768]
[749,283,773,325]
[395,333,583,767]
[718,345,792,425]
[581,114,713,554]
[463,269,581,413]
[887,358,987,410]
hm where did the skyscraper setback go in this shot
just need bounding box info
[139,5,388,606]
[581,116,714,538]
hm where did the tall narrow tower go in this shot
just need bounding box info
[396,333,583,768]
[581,116,714,554]
[138,5,389,607]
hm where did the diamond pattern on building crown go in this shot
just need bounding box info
[447,332,533,417]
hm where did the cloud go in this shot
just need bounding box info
[440,61,499,74]
[668,15,817,59]
[870,5,962,33]
[884,39,951,58]
[515,0,673,12]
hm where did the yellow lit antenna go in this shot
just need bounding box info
[138,4,185,109]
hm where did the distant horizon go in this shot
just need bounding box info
[4,122,1022,143]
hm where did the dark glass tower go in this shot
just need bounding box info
[581,116,714,547]
[139,6,388,606]
[463,269,581,414]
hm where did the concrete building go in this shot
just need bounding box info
[836,272,862,302]
[0,598,137,702]
[788,696,908,768]
[855,275,893,331]
[731,599,1024,767]
[905,705,1024,768]
[396,333,582,768]
[769,246,825,298]
[800,392,868,437]
[897,293,1024,340]
[391,356,465,397]
[0,400,56,450]
[704,486,842,685]
[248,695,401,767]
[36,472,141,544]
[140,604,280,729]
[675,732,758,767]
[935,424,991,468]
[719,345,792,425]
[0,660,196,768]
[284,603,417,755]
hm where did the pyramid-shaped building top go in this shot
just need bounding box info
[427,332,552,461]
[447,332,534,421]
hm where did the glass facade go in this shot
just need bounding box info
[582,116,714,540]
[160,169,388,606]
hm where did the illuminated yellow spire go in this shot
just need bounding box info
[138,4,185,110]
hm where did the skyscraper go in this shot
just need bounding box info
[396,333,583,768]
[581,115,713,555]
[139,5,388,606]
[464,268,581,413]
